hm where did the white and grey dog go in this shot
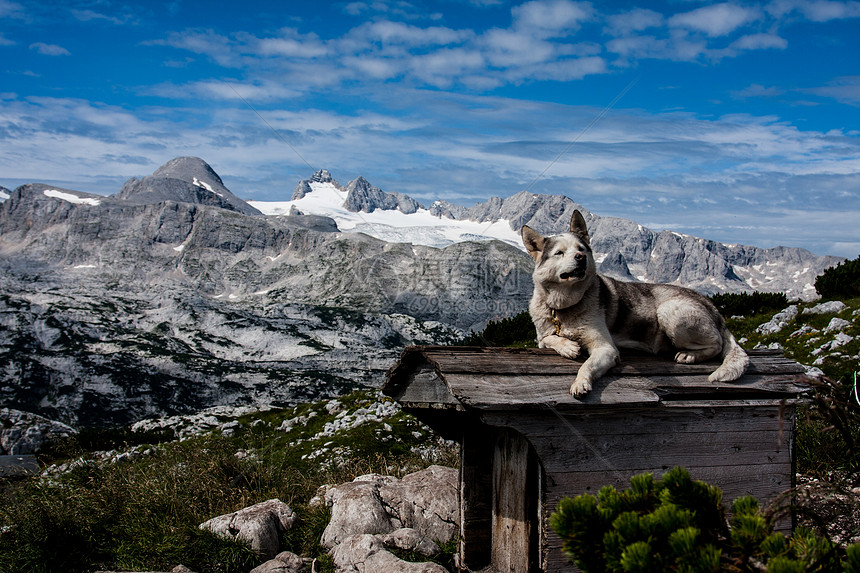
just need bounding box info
[522,210,749,397]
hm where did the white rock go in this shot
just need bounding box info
[824,318,852,333]
[321,466,457,550]
[249,551,309,573]
[379,528,441,557]
[803,301,847,315]
[200,499,297,559]
[331,534,447,573]
[756,305,798,335]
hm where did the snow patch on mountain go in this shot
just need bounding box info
[43,189,102,206]
[192,177,222,197]
[249,180,523,250]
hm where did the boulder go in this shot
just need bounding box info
[249,551,309,573]
[320,466,457,549]
[378,528,441,557]
[0,408,76,455]
[331,534,447,573]
[199,499,297,559]
[756,305,799,335]
[803,301,847,315]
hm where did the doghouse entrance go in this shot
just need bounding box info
[460,423,543,572]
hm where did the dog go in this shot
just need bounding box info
[522,210,749,397]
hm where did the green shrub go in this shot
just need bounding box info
[459,310,536,347]
[550,467,860,573]
[709,291,789,318]
[815,256,860,300]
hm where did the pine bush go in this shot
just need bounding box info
[550,467,860,573]
[459,310,537,347]
[815,255,860,300]
[709,291,789,318]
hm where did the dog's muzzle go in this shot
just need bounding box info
[560,254,588,280]
[560,269,586,280]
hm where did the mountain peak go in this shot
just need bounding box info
[310,169,333,184]
[151,157,224,187]
[115,157,261,216]
[343,176,421,214]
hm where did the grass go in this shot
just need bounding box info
[0,390,459,573]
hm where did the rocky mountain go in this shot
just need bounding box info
[270,171,841,299]
[117,156,262,216]
[0,269,461,427]
[291,169,420,214]
[0,158,842,427]
[0,160,528,426]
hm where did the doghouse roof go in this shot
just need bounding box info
[383,346,810,414]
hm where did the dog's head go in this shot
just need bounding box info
[521,210,594,285]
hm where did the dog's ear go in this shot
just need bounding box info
[521,225,545,261]
[569,210,590,246]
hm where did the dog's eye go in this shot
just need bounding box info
[554,250,564,256]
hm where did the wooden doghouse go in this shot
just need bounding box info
[383,346,810,573]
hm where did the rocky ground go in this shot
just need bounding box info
[795,473,860,547]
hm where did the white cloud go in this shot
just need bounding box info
[606,32,707,63]
[511,0,595,36]
[0,0,24,19]
[732,83,786,99]
[71,9,135,25]
[255,32,329,58]
[669,3,760,36]
[146,79,302,102]
[806,76,860,106]
[605,8,664,35]
[29,42,70,56]
[349,20,471,47]
[729,33,787,51]
[769,0,860,21]
[151,29,240,67]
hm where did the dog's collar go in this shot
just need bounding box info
[550,308,563,336]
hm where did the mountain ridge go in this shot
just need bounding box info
[0,157,843,427]
[258,169,840,299]
[1,159,842,301]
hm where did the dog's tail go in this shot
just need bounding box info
[708,329,749,383]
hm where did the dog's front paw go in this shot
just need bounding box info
[674,351,697,364]
[549,337,581,360]
[569,376,592,398]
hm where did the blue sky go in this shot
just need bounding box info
[1,0,858,257]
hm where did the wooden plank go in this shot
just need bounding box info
[383,346,809,412]
[530,429,791,473]
[492,428,533,573]
[389,365,461,406]
[543,463,795,503]
[483,405,793,438]
[414,346,805,377]
[443,372,806,410]
[444,373,661,409]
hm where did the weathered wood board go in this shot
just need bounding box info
[383,346,810,573]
